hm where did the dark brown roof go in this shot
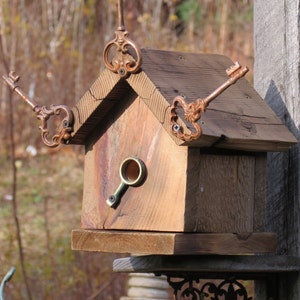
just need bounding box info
[70,48,297,151]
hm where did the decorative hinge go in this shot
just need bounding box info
[170,62,249,142]
[3,71,74,148]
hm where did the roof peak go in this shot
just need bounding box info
[103,0,142,78]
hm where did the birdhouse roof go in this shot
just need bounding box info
[70,48,297,152]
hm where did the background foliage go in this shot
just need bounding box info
[0,0,253,299]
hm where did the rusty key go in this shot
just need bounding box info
[202,62,249,107]
[3,71,38,110]
[170,62,249,141]
[2,71,74,147]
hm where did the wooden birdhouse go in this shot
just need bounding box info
[68,26,297,254]
[67,1,297,255]
[3,1,296,257]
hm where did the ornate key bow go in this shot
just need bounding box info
[2,71,73,148]
[170,62,249,141]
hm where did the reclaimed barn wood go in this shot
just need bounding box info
[254,0,300,298]
[70,49,296,151]
[70,40,297,254]
[80,95,269,233]
[82,96,188,231]
[71,69,123,144]
[185,149,256,232]
[71,230,277,255]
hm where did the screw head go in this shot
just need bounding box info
[106,195,117,207]
[119,68,125,76]
[172,123,181,132]
[63,120,69,128]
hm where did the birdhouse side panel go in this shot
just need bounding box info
[184,149,256,233]
[253,153,267,232]
[81,95,188,232]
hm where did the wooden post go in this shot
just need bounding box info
[120,273,170,300]
[254,0,300,298]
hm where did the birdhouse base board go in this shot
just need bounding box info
[71,229,276,255]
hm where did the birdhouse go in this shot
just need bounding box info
[69,42,296,255]
[3,2,296,257]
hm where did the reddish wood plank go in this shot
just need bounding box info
[70,69,122,144]
[81,96,188,231]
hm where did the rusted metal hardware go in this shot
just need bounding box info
[170,62,249,141]
[103,0,142,78]
[167,276,251,300]
[107,157,147,208]
[2,71,73,148]
[0,267,15,300]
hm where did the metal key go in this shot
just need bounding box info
[170,61,249,141]
[2,71,73,147]
[3,71,38,110]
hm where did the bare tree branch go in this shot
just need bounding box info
[1,1,33,299]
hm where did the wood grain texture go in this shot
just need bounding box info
[113,254,300,274]
[253,153,266,231]
[185,149,255,232]
[82,95,188,231]
[69,49,296,151]
[139,49,297,151]
[254,0,300,255]
[71,229,277,255]
[254,0,300,298]
[81,94,264,233]
[70,69,124,144]
[126,70,185,146]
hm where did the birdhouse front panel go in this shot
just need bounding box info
[82,92,189,232]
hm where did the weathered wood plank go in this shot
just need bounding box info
[113,254,300,274]
[69,49,296,151]
[253,153,267,231]
[254,0,300,298]
[71,230,277,255]
[139,48,297,151]
[70,69,123,144]
[254,0,300,254]
[81,96,188,232]
[185,150,255,232]
[81,94,265,233]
